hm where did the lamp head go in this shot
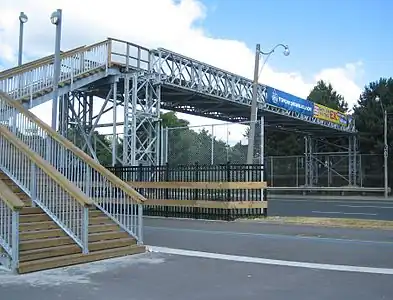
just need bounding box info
[283,45,290,56]
[50,9,62,25]
[375,95,380,103]
[19,12,28,23]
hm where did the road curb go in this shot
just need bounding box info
[236,216,393,230]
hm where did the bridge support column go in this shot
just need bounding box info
[348,134,358,186]
[58,93,69,137]
[111,80,119,167]
[304,135,315,186]
[123,72,161,166]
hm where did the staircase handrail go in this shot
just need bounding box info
[0,188,20,270]
[0,179,25,210]
[0,40,112,101]
[0,125,91,253]
[0,45,87,79]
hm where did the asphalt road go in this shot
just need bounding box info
[267,196,393,220]
[2,218,393,300]
[144,217,393,268]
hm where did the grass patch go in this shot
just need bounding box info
[241,216,393,230]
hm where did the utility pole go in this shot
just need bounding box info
[246,44,261,165]
[246,43,290,165]
[384,109,388,198]
[376,95,389,198]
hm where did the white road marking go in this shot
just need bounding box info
[148,246,393,275]
[311,210,378,216]
[337,204,393,209]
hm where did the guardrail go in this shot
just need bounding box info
[108,37,150,71]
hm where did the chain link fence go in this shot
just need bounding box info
[265,154,386,188]
[162,122,388,188]
[163,120,262,166]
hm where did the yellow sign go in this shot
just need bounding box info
[313,103,347,126]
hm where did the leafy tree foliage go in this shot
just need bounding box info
[307,80,348,112]
[353,77,393,187]
[161,111,245,165]
[353,77,393,154]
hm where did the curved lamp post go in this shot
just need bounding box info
[18,12,28,66]
[375,95,389,198]
[246,43,290,165]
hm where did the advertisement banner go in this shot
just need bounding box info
[313,103,348,126]
[266,87,314,116]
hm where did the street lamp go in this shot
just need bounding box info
[375,95,389,198]
[246,43,290,165]
[18,12,28,66]
[50,9,62,131]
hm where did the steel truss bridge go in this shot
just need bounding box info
[0,38,358,186]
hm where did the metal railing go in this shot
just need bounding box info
[0,41,111,101]
[108,37,150,71]
[0,126,90,253]
[0,200,19,270]
[0,92,145,243]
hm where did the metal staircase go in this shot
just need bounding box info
[0,40,148,272]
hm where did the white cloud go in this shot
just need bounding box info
[314,62,364,111]
[0,0,363,142]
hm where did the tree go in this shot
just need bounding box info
[307,80,348,112]
[353,77,393,187]
[306,80,350,155]
[66,127,113,165]
[161,111,189,128]
[160,112,246,165]
[353,77,393,153]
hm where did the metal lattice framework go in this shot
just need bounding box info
[150,48,263,105]
[122,72,161,166]
[150,48,356,134]
[0,38,357,175]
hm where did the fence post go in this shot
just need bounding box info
[164,163,169,199]
[226,161,231,220]
[270,156,274,187]
[138,163,143,182]
[164,163,169,217]
[194,162,200,219]
[262,163,268,217]
[114,162,122,179]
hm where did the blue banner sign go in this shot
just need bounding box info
[266,87,314,116]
